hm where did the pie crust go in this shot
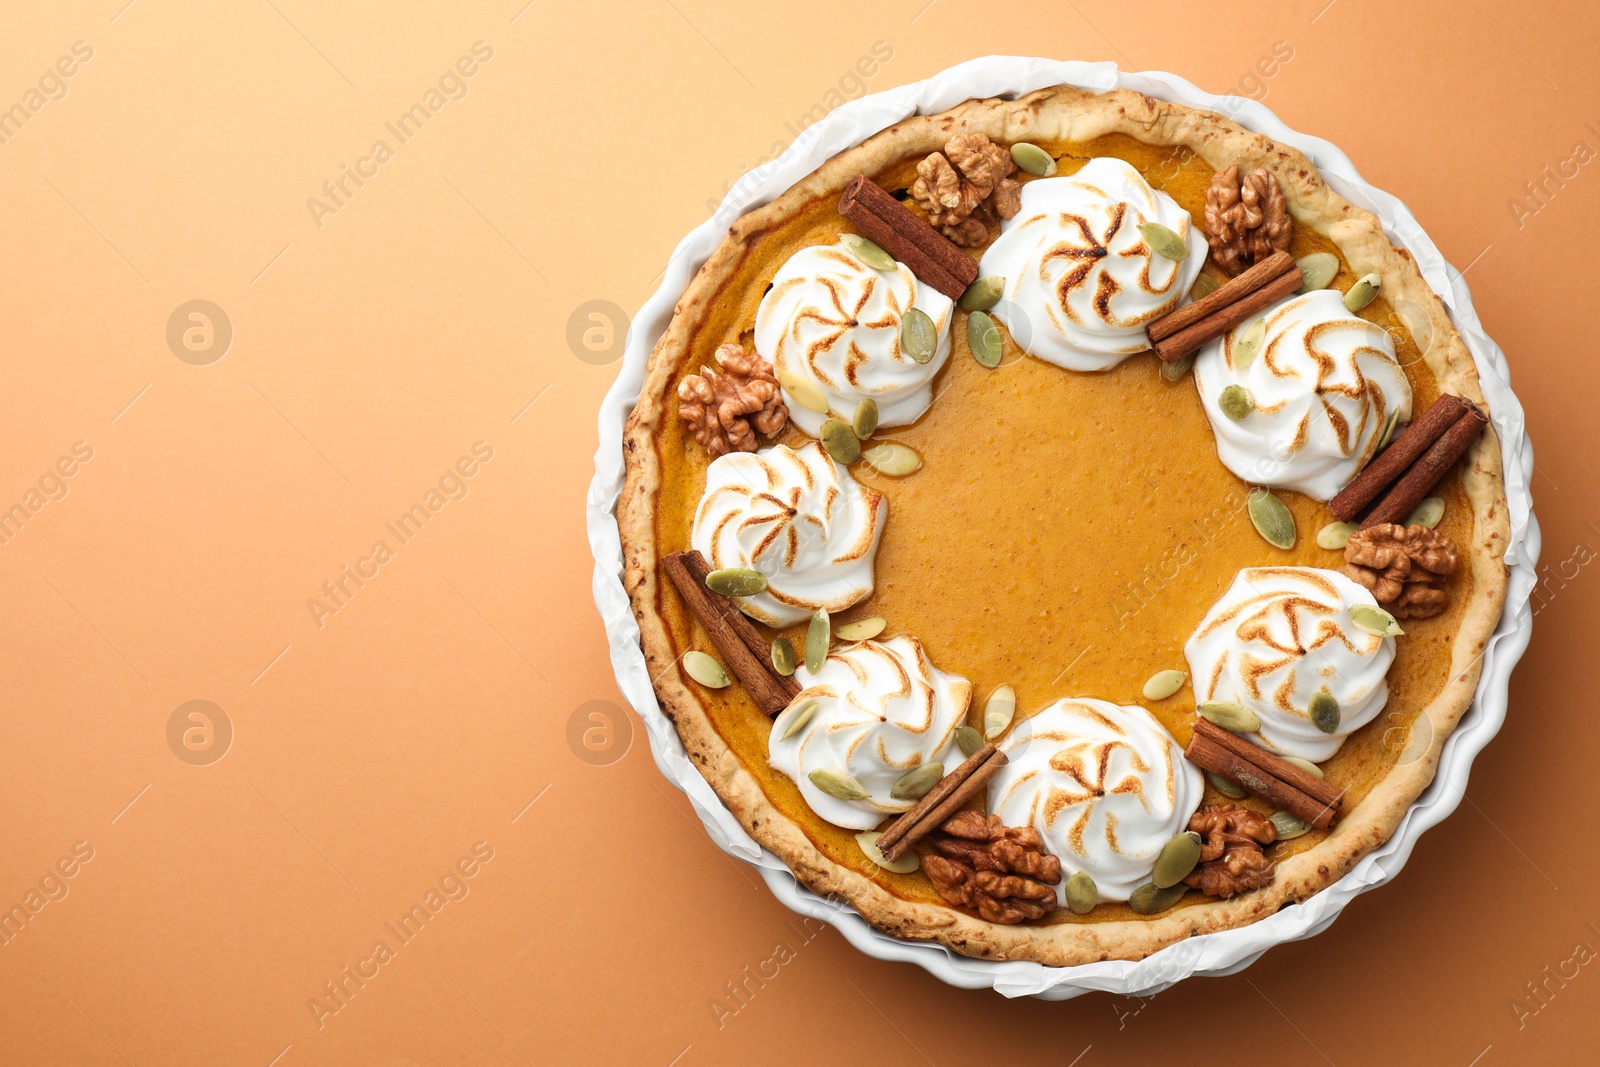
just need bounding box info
[617,85,1509,966]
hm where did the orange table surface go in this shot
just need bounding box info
[0,1,1595,1063]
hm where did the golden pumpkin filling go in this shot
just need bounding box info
[649,132,1474,925]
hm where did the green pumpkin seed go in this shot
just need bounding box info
[851,398,879,440]
[1138,221,1190,262]
[900,307,937,364]
[705,567,768,597]
[890,761,945,800]
[1309,692,1341,735]
[1010,142,1057,176]
[1350,603,1405,638]
[1199,700,1262,734]
[683,650,730,688]
[1317,521,1358,551]
[1143,670,1187,701]
[1207,771,1247,798]
[1296,252,1339,293]
[983,685,1016,741]
[1233,317,1266,370]
[1189,272,1221,301]
[959,275,1005,311]
[810,768,869,801]
[856,830,920,874]
[777,699,818,741]
[1344,273,1381,312]
[1283,755,1324,779]
[1160,353,1195,382]
[861,442,923,477]
[777,370,829,414]
[967,310,1003,368]
[1219,384,1254,421]
[819,418,861,464]
[771,636,796,677]
[1269,810,1309,840]
[1152,831,1203,889]
[841,233,896,271]
[1376,408,1402,451]
[1064,871,1098,915]
[1407,496,1446,529]
[804,610,830,673]
[834,617,886,642]
[1128,881,1188,915]
[954,725,983,757]
[1247,488,1296,549]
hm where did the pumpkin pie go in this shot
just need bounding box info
[616,85,1508,966]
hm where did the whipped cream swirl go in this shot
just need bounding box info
[691,441,885,628]
[1194,288,1412,501]
[989,699,1202,903]
[977,157,1206,371]
[754,238,954,436]
[769,636,971,830]
[1185,567,1396,762]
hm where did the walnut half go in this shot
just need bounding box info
[1183,803,1277,899]
[676,343,788,459]
[921,811,1062,924]
[1342,522,1459,620]
[1204,165,1291,274]
[911,134,1022,248]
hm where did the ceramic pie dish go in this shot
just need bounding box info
[588,58,1538,998]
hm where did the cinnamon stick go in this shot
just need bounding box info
[1147,251,1296,343]
[660,550,799,716]
[879,746,1007,863]
[1360,403,1488,529]
[1185,720,1344,831]
[1150,264,1302,363]
[876,743,996,853]
[675,549,771,665]
[837,175,978,300]
[1192,721,1343,809]
[1329,393,1473,522]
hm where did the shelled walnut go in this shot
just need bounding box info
[1204,165,1291,274]
[921,811,1061,924]
[1342,522,1459,620]
[910,134,1022,247]
[1183,803,1277,898]
[676,343,788,459]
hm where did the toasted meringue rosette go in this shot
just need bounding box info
[977,157,1207,371]
[989,699,1203,903]
[768,636,970,830]
[1185,566,1396,762]
[1194,288,1412,501]
[755,237,954,436]
[690,441,885,628]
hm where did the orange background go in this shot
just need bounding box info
[0,1,1593,1063]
